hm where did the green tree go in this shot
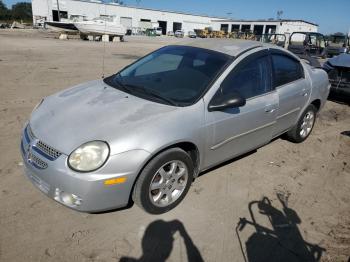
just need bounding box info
[0,0,10,21]
[11,2,32,22]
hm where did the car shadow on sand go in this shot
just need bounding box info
[119,219,203,262]
[235,193,325,262]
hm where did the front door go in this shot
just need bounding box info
[203,50,278,169]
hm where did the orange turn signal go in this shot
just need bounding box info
[104,177,127,186]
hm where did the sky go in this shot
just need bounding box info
[3,0,350,34]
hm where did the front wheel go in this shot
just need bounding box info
[132,148,194,214]
[285,104,317,143]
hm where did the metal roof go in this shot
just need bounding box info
[211,19,318,27]
[72,0,227,20]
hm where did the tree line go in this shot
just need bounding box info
[0,0,32,23]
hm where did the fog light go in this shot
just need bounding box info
[54,188,82,207]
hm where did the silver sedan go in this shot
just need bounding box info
[21,40,330,214]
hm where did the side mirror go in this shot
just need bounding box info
[208,91,246,112]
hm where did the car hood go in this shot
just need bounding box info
[29,80,179,155]
[327,53,350,68]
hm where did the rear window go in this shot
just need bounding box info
[272,54,304,87]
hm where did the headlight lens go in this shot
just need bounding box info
[68,141,110,172]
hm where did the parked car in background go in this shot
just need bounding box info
[288,32,327,58]
[326,34,349,57]
[323,53,350,103]
[188,31,197,38]
[174,30,184,38]
[21,40,330,214]
[167,31,174,36]
[155,27,163,36]
[145,28,157,37]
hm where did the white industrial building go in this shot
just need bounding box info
[31,0,318,35]
[32,0,224,34]
[211,19,318,35]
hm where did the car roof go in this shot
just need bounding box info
[174,39,302,61]
[175,39,271,57]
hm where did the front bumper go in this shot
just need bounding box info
[20,124,150,212]
[329,79,350,97]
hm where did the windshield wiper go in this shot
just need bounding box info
[124,84,177,106]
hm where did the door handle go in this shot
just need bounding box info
[265,108,276,113]
[265,104,278,113]
[301,88,309,97]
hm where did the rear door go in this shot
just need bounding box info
[270,49,311,137]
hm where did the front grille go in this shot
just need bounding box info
[35,140,62,160]
[329,79,350,89]
[329,69,350,89]
[28,151,48,169]
[25,124,62,161]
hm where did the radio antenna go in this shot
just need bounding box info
[101,2,107,78]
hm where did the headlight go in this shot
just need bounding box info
[68,141,110,172]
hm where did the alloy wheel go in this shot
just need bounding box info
[149,160,188,207]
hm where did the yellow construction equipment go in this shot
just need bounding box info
[194,27,212,38]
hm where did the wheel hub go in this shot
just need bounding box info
[149,160,188,207]
[300,110,315,138]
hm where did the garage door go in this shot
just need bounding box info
[120,17,132,29]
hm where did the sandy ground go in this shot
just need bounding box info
[0,29,349,262]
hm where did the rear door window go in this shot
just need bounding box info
[271,54,304,87]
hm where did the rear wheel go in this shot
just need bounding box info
[133,148,193,214]
[285,104,317,143]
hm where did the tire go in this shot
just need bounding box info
[285,104,317,143]
[132,148,194,214]
[79,33,87,40]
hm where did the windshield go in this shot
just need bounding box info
[104,45,231,106]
